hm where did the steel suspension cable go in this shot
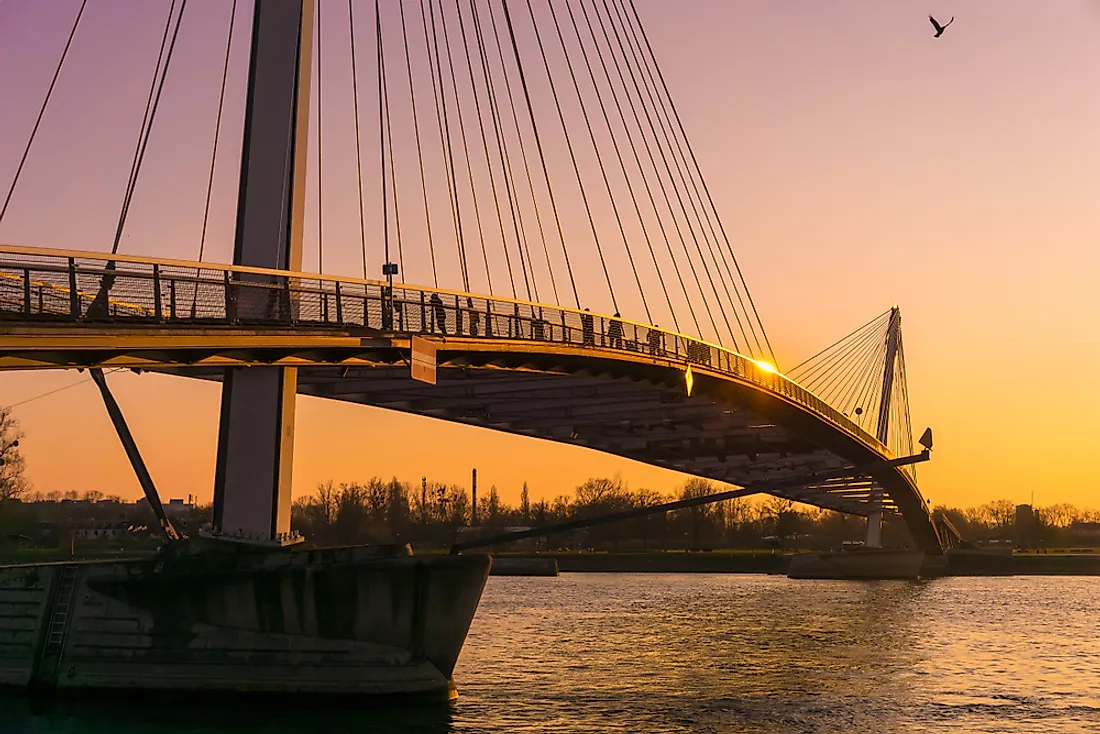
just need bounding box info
[7,368,125,410]
[817,343,877,404]
[349,0,369,279]
[522,0,617,313]
[621,0,761,347]
[840,327,893,404]
[397,0,437,286]
[499,0,581,308]
[794,331,884,399]
[469,0,537,302]
[86,1,185,317]
[423,0,470,290]
[554,0,655,323]
[484,0,561,304]
[316,1,323,273]
[379,3,404,278]
[436,0,491,293]
[624,0,776,365]
[900,341,914,451]
[377,0,391,279]
[813,337,882,406]
[451,1,514,296]
[603,0,728,346]
[0,0,88,224]
[586,0,700,336]
[787,309,890,376]
[894,334,913,446]
[549,0,650,323]
[610,0,749,354]
[789,318,887,388]
[818,326,889,405]
[891,373,908,457]
[111,0,186,255]
[897,339,916,468]
[594,0,712,341]
[792,316,887,389]
[190,0,236,317]
[570,0,678,332]
[851,339,888,431]
[195,0,236,264]
[836,334,889,415]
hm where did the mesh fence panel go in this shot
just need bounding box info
[0,249,890,456]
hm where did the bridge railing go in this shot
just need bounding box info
[0,247,898,467]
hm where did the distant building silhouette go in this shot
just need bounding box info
[1014,504,1041,548]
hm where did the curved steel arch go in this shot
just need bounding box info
[0,244,943,551]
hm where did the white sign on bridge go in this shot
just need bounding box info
[411,336,437,385]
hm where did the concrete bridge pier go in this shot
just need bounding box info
[211,0,314,543]
[865,491,883,548]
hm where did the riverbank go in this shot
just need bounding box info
[493,551,788,574]
[491,550,1100,576]
[4,547,1098,576]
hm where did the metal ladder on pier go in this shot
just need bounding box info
[35,564,80,688]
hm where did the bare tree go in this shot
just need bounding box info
[487,486,500,525]
[764,496,796,538]
[985,499,1017,530]
[680,478,715,549]
[519,482,530,523]
[0,408,28,504]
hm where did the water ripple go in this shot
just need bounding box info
[1,574,1097,733]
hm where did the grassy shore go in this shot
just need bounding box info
[2,546,1098,576]
[489,550,1100,576]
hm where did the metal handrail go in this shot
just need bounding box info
[0,245,902,467]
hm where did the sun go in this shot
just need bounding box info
[754,360,777,374]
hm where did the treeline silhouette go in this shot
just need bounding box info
[292,476,1098,550]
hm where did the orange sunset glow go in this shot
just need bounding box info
[0,0,1097,511]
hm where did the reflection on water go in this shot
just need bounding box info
[2,575,1099,733]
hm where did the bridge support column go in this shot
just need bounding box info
[211,0,314,544]
[865,306,901,549]
[866,501,883,548]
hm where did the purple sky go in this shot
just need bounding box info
[0,1,1097,509]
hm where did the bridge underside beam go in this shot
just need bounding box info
[165,363,893,517]
[0,324,942,545]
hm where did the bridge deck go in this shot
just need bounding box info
[0,245,944,550]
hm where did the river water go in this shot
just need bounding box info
[1,574,1098,733]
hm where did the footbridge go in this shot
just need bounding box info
[0,0,958,553]
[0,244,951,550]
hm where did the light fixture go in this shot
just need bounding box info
[918,427,934,451]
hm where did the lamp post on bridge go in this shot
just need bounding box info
[382,262,397,329]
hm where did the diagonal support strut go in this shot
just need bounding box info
[89,368,181,542]
[451,450,930,554]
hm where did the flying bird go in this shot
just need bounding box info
[928,15,954,38]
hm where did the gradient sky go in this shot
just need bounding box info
[0,1,1097,510]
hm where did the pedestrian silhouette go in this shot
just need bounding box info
[429,292,447,335]
[648,325,663,356]
[581,308,595,346]
[381,285,393,330]
[608,312,624,349]
[467,296,479,336]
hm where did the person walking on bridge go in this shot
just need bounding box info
[430,292,447,335]
[608,313,624,349]
[581,308,595,346]
[467,296,479,337]
[648,325,663,356]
